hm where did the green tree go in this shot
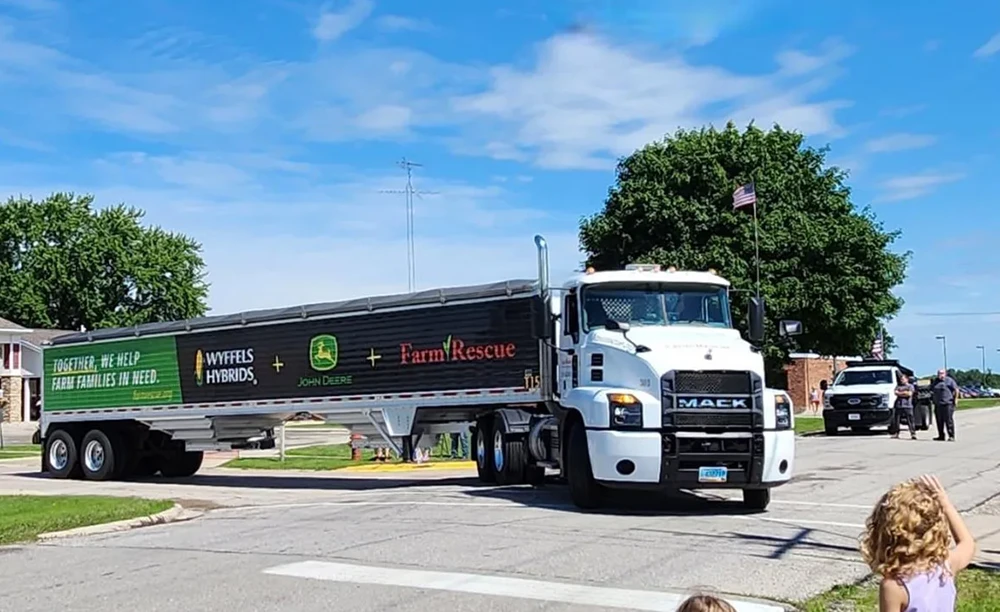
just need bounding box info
[0,193,208,331]
[579,123,909,378]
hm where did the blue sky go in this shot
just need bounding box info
[0,0,998,376]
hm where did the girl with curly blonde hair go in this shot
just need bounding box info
[860,474,977,611]
[675,594,735,612]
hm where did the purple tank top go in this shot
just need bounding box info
[901,564,956,611]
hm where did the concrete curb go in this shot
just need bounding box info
[37,503,201,540]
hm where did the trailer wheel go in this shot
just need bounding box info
[742,488,770,512]
[566,421,603,510]
[473,419,496,484]
[492,413,527,486]
[80,429,118,481]
[159,450,203,478]
[44,429,80,479]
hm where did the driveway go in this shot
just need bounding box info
[2,408,999,611]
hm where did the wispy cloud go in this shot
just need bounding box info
[865,132,937,153]
[876,172,965,202]
[973,32,1000,58]
[313,0,374,42]
[453,32,852,169]
[376,15,435,33]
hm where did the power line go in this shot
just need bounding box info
[378,158,439,293]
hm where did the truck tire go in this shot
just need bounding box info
[473,418,497,484]
[80,429,118,481]
[743,488,770,511]
[566,421,603,510]
[492,413,527,486]
[824,422,837,436]
[44,429,80,479]
[159,450,204,478]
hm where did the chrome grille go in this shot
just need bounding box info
[674,371,751,395]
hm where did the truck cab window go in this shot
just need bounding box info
[582,283,731,331]
[564,292,580,339]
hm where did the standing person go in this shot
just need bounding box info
[861,474,976,611]
[675,594,735,612]
[449,431,469,459]
[891,374,917,440]
[931,368,959,441]
[809,387,820,413]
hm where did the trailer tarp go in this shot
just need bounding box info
[48,279,538,346]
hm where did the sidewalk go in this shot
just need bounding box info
[966,514,1000,568]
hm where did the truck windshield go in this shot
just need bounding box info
[834,369,894,386]
[581,283,731,331]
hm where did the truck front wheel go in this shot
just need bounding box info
[743,488,770,512]
[566,421,603,510]
[44,429,80,479]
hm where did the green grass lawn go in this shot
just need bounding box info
[0,444,41,459]
[794,416,825,435]
[799,568,1000,611]
[222,442,468,470]
[0,495,173,545]
[959,397,1000,410]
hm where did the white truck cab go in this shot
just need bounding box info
[529,254,803,510]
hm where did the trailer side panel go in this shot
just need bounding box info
[43,297,540,412]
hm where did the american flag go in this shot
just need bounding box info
[732,183,756,210]
[871,334,884,359]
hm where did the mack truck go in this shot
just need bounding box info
[38,236,802,510]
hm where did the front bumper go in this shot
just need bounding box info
[585,429,794,489]
[823,408,892,428]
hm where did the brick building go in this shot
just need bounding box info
[0,317,73,423]
[783,352,862,413]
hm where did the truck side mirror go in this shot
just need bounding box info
[748,296,765,344]
[820,380,828,391]
[532,296,553,340]
[604,319,631,332]
[778,320,803,337]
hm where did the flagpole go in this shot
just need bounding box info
[751,181,761,301]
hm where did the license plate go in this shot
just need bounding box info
[698,466,728,483]
[848,413,861,421]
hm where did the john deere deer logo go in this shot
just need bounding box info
[309,335,338,372]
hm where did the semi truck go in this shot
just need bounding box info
[38,236,802,510]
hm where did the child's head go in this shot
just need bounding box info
[676,594,736,612]
[860,478,952,578]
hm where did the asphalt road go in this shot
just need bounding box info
[2,408,1000,611]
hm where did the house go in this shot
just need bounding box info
[783,352,863,412]
[0,317,75,423]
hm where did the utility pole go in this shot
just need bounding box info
[977,345,986,386]
[379,158,438,293]
[935,335,948,372]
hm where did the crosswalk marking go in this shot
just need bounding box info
[263,560,784,612]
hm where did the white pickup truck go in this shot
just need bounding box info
[822,359,930,435]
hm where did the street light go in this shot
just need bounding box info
[977,345,986,386]
[935,335,948,371]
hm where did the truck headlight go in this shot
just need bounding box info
[774,395,791,430]
[879,394,891,408]
[823,394,831,408]
[608,393,643,429]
